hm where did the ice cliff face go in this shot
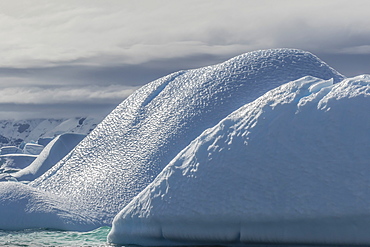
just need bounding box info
[108,75,370,246]
[29,48,344,225]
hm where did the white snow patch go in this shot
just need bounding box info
[308,78,333,93]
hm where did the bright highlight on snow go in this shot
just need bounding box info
[1,49,369,246]
[10,133,87,182]
[108,75,370,245]
[30,48,344,226]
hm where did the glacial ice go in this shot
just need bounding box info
[23,143,44,155]
[0,154,37,172]
[0,49,346,231]
[0,146,22,155]
[30,49,344,225]
[0,182,99,231]
[108,75,370,246]
[11,133,86,182]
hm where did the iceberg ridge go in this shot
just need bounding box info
[0,49,345,231]
[108,75,370,246]
[31,49,344,225]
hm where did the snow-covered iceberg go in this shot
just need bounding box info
[0,146,22,155]
[108,75,370,246]
[11,133,86,182]
[0,182,99,231]
[23,143,44,155]
[30,49,344,225]
[0,154,37,172]
[0,49,344,231]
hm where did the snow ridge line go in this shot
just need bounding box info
[141,71,186,107]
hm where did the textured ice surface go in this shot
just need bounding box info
[28,49,344,226]
[0,182,99,231]
[10,133,86,182]
[108,75,370,246]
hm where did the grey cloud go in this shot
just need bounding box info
[317,53,370,77]
[1,0,369,68]
[0,85,138,104]
[0,53,237,120]
[0,53,235,88]
[1,0,370,120]
[0,103,115,120]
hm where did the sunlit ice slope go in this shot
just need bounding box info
[30,49,344,225]
[11,133,87,182]
[0,182,100,231]
[109,75,370,246]
[0,48,344,231]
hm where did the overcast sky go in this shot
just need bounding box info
[1,0,369,120]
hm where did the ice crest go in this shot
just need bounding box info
[109,75,370,246]
[0,49,345,231]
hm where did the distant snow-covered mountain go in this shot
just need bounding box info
[0,117,101,148]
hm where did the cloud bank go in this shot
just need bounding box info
[0,0,369,119]
[0,85,138,104]
[1,0,370,68]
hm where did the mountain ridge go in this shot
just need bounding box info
[0,117,101,148]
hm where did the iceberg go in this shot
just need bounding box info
[0,154,37,172]
[0,49,344,231]
[11,133,86,182]
[37,137,54,146]
[108,75,370,246]
[31,49,344,225]
[23,143,44,155]
[0,146,23,155]
[0,182,99,231]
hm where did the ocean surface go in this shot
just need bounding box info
[0,227,114,246]
[0,227,348,247]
